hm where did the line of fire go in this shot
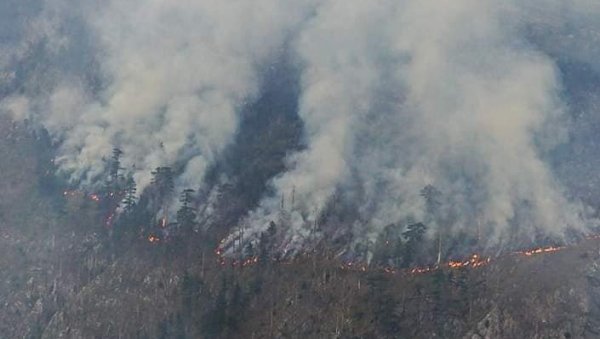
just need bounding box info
[59,148,600,281]
[62,184,594,280]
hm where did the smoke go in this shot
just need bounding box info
[1,0,317,192]
[237,0,600,255]
[1,0,600,255]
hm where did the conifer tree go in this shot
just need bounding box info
[122,176,137,214]
[151,167,175,197]
[176,188,197,233]
[110,148,123,183]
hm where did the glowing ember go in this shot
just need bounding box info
[148,235,161,243]
[520,246,563,256]
[410,266,433,274]
[210,233,600,276]
[62,190,103,203]
[105,213,115,227]
[340,261,368,272]
[446,254,490,269]
[63,190,79,197]
[241,256,259,267]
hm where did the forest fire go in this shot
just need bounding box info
[241,256,259,267]
[147,235,160,243]
[341,262,368,272]
[383,267,396,274]
[519,246,564,256]
[410,266,433,275]
[447,254,490,269]
[62,189,104,203]
[159,221,593,278]
[63,190,79,197]
[210,239,573,277]
[213,242,259,268]
[105,213,115,227]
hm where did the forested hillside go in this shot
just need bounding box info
[2,114,600,339]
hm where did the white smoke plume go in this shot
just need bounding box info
[2,0,600,256]
[1,0,317,192]
[235,0,600,255]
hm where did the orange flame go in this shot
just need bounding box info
[148,235,160,243]
[446,254,490,269]
[211,232,600,276]
[520,246,563,256]
[410,266,433,274]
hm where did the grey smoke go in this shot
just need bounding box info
[1,0,600,256]
[2,0,318,192]
[240,0,600,254]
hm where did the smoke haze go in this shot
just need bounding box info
[2,0,600,255]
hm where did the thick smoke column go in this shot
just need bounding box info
[1,0,599,256]
[238,0,390,252]
[239,0,598,255]
[1,0,317,192]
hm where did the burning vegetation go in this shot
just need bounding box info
[209,239,577,278]
[516,246,564,256]
[56,146,587,280]
[147,234,161,244]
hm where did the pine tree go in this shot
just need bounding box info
[420,185,441,213]
[110,148,123,183]
[151,167,175,197]
[176,188,197,233]
[122,176,137,214]
[258,221,277,264]
[150,166,175,218]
